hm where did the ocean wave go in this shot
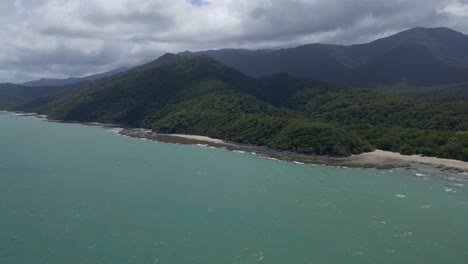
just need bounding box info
[444,187,457,193]
[446,177,464,183]
[108,128,123,134]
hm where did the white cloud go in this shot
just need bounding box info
[439,1,468,17]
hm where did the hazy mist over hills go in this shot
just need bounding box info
[21,67,130,87]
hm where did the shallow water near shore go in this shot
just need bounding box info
[1,112,467,264]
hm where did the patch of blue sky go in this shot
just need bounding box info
[189,0,209,7]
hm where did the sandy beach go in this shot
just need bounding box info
[168,134,225,144]
[349,150,468,172]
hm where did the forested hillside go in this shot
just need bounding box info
[376,82,468,102]
[13,56,468,160]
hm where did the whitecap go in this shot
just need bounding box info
[293,161,305,165]
[444,187,457,193]
[256,252,264,261]
[447,177,463,183]
[395,194,406,198]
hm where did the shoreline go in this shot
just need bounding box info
[9,111,468,174]
[349,150,468,172]
[119,128,468,174]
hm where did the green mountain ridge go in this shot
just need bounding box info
[13,56,468,161]
[3,27,468,108]
[181,27,468,88]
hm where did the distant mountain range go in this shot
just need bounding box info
[21,67,130,87]
[0,67,130,109]
[180,27,468,87]
[13,55,468,161]
[0,83,67,109]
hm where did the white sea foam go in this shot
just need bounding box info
[256,252,264,261]
[415,173,426,177]
[108,128,123,134]
[293,161,305,165]
[444,187,457,193]
[233,150,246,154]
[395,194,406,198]
[447,177,463,183]
[421,204,432,209]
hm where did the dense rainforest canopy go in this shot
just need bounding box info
[10,55,468,161]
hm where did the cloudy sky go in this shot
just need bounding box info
[1,0,468,83]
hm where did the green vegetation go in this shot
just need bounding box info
[250,75,468,160]
[12,56,468,161]
[376,82,468,102]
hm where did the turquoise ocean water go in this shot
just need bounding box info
[0,112,467,264]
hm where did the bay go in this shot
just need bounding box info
[0,112,467,264]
